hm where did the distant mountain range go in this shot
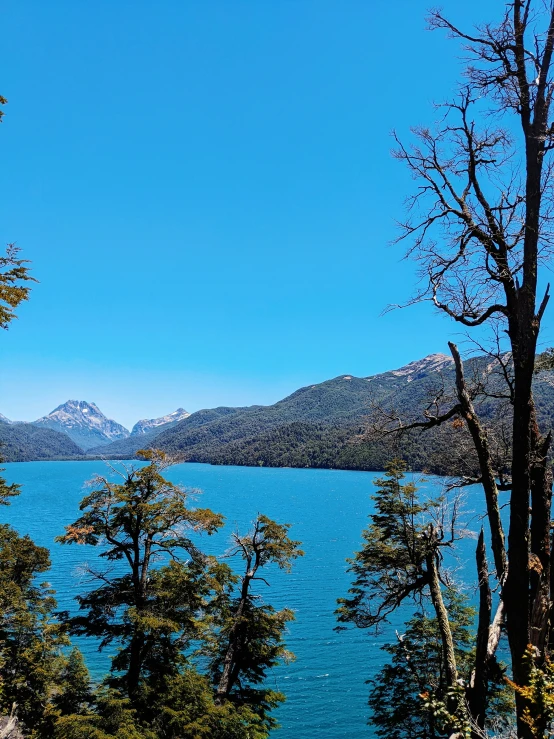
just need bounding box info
[2,352,554,471]
[0,404,191,462]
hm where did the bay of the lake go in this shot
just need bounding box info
[1,461,481,738]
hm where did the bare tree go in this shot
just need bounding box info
[389,3,554,735]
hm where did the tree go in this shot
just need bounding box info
[375,3,554,735]
[58,456,302,738]
[57,450,224,700]
[337,461,472,732]
[367,594,497,739]
[0,524,69,737]
[0,244,35,330]
[52,648,93,718]
[211,514,303,716]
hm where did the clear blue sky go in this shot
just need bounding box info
[2,0,550,429]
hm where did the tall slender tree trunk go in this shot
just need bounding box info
[449,342,507,580]
[426,549,458,689]
[468,530,492,735]
[215,572,252,704]
[506,313,538,739]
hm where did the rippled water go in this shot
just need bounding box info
[1,461,479,737]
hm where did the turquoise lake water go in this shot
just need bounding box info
[1,461,483,738]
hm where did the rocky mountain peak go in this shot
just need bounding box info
[390,353,454,380]
[34,400,130,451]
[131,408,190,436]
[367,353,454,384]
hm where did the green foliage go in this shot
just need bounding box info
[58,451,225,697]
[368,598,475,739]
[0,244,36,330]
[0,524,68,737]
[126,669,281,739]
[210,515,303,714]
[0,466,20,505]
[54,690,157,739]
[507,647,554,737]
[53,648,93,717]
[0,421,85,462]
[55,456,298,737]
[337,460,441,629]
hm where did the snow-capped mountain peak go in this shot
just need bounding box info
[131,408,191,436]
[34,400,130,451]
[389,353,454,380]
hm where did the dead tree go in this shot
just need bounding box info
[389,4,554,735]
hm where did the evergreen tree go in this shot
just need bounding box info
[212,515,303,715]
[0,524,67,737]
[53,648,93,717]
[57,450,224,701]
[57,456,302,738]
[0,243,35,330]
[337,461,469,733]
[368,594,512,739]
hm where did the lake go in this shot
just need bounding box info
[1,461,482,738]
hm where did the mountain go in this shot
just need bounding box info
[10,351,554,472]
[0,413,12,424]
[93,352,554,475]
[87,407,240,458]
[145,362,451,463]
[131,408,190,435]
[91,354,469,464]
[34,400,130,451]
[0,418,84,462]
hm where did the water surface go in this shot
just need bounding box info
[2,461,479,738]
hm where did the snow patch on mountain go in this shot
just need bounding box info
[131,408,191,436]
[367,353,454,383]
[34,400,130,451]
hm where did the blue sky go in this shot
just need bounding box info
[2,0,549,429]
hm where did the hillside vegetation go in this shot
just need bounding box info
[94,354,554,476]
[0,421,84,462]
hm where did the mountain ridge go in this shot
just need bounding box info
[34,400,130,451]
[5,351,553,473]
[131,408,190,436]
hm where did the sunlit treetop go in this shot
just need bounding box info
[0,244,36,330]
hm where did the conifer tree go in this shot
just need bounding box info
[57,457,302,738]
[57,450,224,701]
[0,524,68,736]
[212,514,303,718]
[337,461,471,733]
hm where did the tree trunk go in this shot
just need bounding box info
[127,632,145,698]
[127,536,150,699]
[506,317,537,739]
[529,419,552,658]
[426,549,457,688]
[468,529,492,735]
[449,342,507,580]
[215,571,252,704]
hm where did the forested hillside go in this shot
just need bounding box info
[0,420,84,462]
[95,353,554,476]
